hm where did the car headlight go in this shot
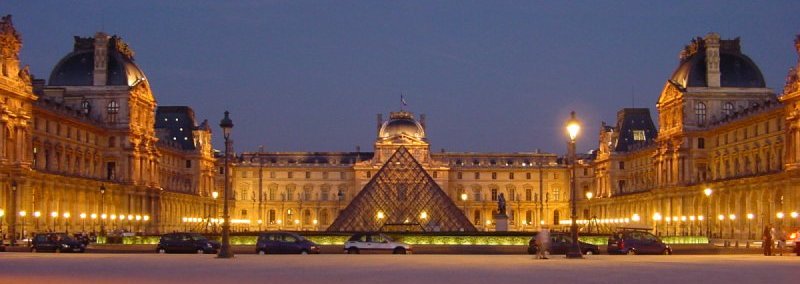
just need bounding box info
[206,243,213,248]
[62,244,70,248]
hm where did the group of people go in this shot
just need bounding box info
[761,224,790,256]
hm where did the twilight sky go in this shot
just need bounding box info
[6,1,800,154]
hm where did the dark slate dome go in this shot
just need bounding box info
[669,38,765,89]
[48,35,146,87]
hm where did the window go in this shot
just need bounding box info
[619,161,625,170]
[269,171,276,179]
[457,172,463,179]
[695,102,707,125]
[698,138,705,149]
[106,162,116,180]
[269,210,276,224]
[509,172,514,179]
[474,172,480,180]
[552,188,560,201]
[432,171,438,178]
[722,102,734,116]
[322,172,329,179]
[633,130,646,141]
[553,210,560,225]
[526,172,531,179]
[366,171,371,178]
[491,188,498,201]
[81,100,91,114]
[618,180,626,193]
[288,172,293,179]
[185,160,191,168]
[525,188,532,201]
[491,172,497,180]
[473,210,481,225]
[106,101,119,123]
[305,171,311,179]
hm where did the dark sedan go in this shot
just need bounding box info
[157,233,219,254]
[528,232,599,255]
[256,232,320,254]
[607,230,671,255]
[31,233,86,253]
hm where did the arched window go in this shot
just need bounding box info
[722,102,734,116]
[107,101,119,123]
[81,100,91,114]
[303,209,312,225]
[553,210,560,225]
[695,102,707,125]
[525,210,533,225]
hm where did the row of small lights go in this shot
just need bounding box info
[0,209,149,221]
[181,217,319,225]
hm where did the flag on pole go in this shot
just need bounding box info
[401,94,407,106]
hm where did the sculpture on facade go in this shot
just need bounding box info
[497,193,506,216]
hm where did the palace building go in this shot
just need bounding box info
[0,15,217,240]
[581,33,800,238]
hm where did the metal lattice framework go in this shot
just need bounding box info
[328,147,476,232]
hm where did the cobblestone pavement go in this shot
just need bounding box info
[0,253,796,284]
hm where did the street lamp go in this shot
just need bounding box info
[80,213,87,233]
[64,212,71,234]
[218,111,235,259]
[460,193,468,216]
[100,184,106,237]
[728,214,736,239]
[19,211,26,244]
[9,181,17,246]
[565,111,583,259]
[50,211,58,232]
[703,188,712,238]
[0,209,4,235]
[211,191,219,233]
[792,212,799,227]
[585,191,594,233]
[746,213,754,239]
[653,212,662,236]
[717,214,724,238]
[90,213,97,234]
[33,211,41,233]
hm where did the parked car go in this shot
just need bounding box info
[156,233,220,254]
[527,232,600,255]
[607,229,671,255]
[344,233,412,254]
[31,233,86,253]
[256,232,320,255]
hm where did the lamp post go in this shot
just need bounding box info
[64,212,71,234]
[703,188,712,238]
[9,181,17,246]
[746,213,754,239]
[18,211,26,244]
[653,212,662,236]
[717,214,724,238]
[565,111,583,259]
[80,213,87,233]
[90,214,97,234]
[0,209,4,236]
[33,211,41,233]
[337,190,344,218]
[218,111,235,259]
[585,191,593,233]
[212,191,219,233]
[100,184,106,237]
[460,193,468,216]
[50,211,57,232]
[791,212,799,227]
[728,214,736,239]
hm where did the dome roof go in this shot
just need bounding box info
[379,111,425,140]
[669,38,765,89]
[48,35,146,87]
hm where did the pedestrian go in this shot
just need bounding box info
[762,224,773,256]
[774,226,786,256]
[536,227,550,259]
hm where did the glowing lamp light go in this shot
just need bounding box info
[566,111,581,141]
[703,188,713,197]
[746,213,754,220]
[101,214,108,220]
[652,212,662,221]
[312,219,318,225]
[460,193,468,201]
[791,212,799,218]
[63,212,71,218]
[128,214,134,221]
[258,219,263,224]
[34,211,41,218]
[698,215,705,221]
[672,216,678,222]
[681,216,687,222]
[728,214,736,220]
[0,209,4,217]
[80,213,87,219]
[717,214,725,221]
[485,220,492,225]
[420,211,428,220]
[19,210,26,217]
[51,211,58,218]
[212,191,219,199]
[376,211,385,220]
[631,214,641,222]
[182,217,188,222]
[91,213,97,219]
[776,212,785,219]
[143,215,150,221]
[294,219,300,225]
[110,214,117,220]
[136,215,142,221]
[585,191,594,200]
[689,216,696,221]
[277,220,283,225]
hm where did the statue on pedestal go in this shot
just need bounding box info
[497,193,506,216]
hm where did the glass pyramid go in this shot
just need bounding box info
[328,146,476,232]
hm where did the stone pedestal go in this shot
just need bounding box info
[493,213,509,232]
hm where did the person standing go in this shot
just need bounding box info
[774,226,786,256]
[762,224,773,256]
[536,227,551,259]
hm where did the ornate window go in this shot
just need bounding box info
[106,101,119,123]
[81,100,91,114]
[490,188,498,201]
[552,188,560,201]
[722,102,734,116]
[695,102,707,125]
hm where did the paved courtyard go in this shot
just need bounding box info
[0,253,796,284]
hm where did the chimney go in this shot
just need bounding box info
[704,32,721,88]
[93,32,110,86]
[420,114,426,129]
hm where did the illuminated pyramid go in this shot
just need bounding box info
[328,146,476,232]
